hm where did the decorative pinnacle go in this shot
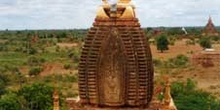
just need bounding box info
[208,16,212,23]
[119,0,131,3]
[102,0,131,4]
[102,0,108,4]
[163,76,171,105]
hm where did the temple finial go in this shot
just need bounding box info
[119,0,131,3]
[208,16,212,23]
[102,0,108,4]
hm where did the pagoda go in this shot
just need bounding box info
[202,16,219,36]
[78,0,154,108]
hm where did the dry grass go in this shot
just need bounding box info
[150,39,220,60]
[151,39,220,98]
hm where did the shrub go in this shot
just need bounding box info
[68,48,81,63]
[211,36,220,42]
[171,79,220,110]
[153,59,162,67]
[169,40,175,45]
[0,44,8,52]
[148,39,155,45]
[55,46,60,52]
[168,36,176,45]
[168,54,189,68]
[28,67,43,76]
[0,93,22,110]
[63,63,72,70]
[185,78,196,91]
[0,73,9,95]
[27,55,46,66]
[65,75,78,83]
[56,74,78,83]
[185,39,196,45]
[28,47,37,55]
[199,37,212,49]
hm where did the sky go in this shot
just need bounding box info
[0,0,220,30]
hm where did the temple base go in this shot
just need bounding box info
[66,97,162,110]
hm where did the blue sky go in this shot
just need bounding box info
[0,0,220,30]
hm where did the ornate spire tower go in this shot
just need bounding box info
[78,0,154,108]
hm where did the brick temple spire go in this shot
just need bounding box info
[78,0,154,108]
[202,16,219,36]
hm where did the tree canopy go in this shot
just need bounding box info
[171,79,220,110]
[156,35,169,53]
[18,83,54,110]
[0,93,22,110]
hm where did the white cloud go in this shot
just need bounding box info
[0,0,220,29]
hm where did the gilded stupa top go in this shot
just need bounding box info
[97,0,135,19]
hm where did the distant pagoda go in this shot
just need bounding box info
[202,16,219,36]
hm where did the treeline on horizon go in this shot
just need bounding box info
[1,25,220,31]
[1,26,220,32]
[1,26,220,38]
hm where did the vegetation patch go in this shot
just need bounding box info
[171,79,220,110]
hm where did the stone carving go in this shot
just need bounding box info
[99,28,126,106]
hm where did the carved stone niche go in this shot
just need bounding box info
[77,1,154,109]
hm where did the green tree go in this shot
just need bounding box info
[156,35,169,53]
[0,93,22,110]
[18,83,54,110]
[199,37,212,49]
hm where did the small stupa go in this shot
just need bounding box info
[53,90,60,110]
[202,16,219,36]
[162,78,177,110]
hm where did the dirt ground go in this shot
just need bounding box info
[151,39,220,98]
[20,62,77,77]
[150,39,202,59]
[40,63,74,76]
[173,65,220,98]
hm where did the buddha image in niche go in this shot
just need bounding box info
[102,32,124,103]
